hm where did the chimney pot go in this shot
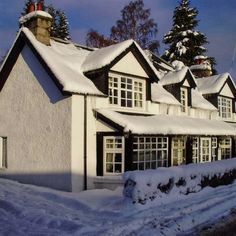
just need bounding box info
[28,3,35,13]
[37,2,44,11]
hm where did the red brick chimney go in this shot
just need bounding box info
[190,56,212,78]
[19,1,52,46]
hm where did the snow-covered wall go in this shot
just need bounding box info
[0,45,72,191]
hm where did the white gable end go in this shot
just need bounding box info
[111,51,148,78]
[220,83,234,98]
[183,79,190,87]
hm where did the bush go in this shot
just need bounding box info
[123,158,236,204]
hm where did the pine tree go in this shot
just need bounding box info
[47,4,58,38]
[163,0,215,68]
[57,10,71,40]
[86,0,159,53]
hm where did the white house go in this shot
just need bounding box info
[0,9,236,192]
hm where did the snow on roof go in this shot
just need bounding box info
[97,109,235,135]
[196,73,234,95]
[160,66,189,86]
[19,11,52,24]
[194,55,207,60]
[22,28,103,95]
[191,89,217,110]
[82,39,162,79]
[151,83,180,105]
[190,64,211,71]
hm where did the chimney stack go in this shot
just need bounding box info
[19,1,52,46]
[190,55,212,78]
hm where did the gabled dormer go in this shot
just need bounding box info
[196,73,236,121]
[82,40,160,112]
[160,67,197,114]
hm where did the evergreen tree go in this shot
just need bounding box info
[47,4,58,38]
[57,10,71,40]
[86,0,159,54]
[163,0,216,70]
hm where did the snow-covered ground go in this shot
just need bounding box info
[1,178,236,236]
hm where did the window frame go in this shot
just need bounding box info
[103,136,124,175]
[0,137,7,169]
[172,137,186,166]
[218,96,232,119]
[200,137,211,163]
[180,87,188,113]
[133,136,168,170]
[219,137,231,160]
[108,73,146,110]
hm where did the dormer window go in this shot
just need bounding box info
[180,87,188,113]
[109,72,145,109]
[218,96,232,119]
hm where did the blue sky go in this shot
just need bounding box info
[1,0,236,78]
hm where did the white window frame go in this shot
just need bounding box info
[192,137,199,163]
[180,87,188,113]
[218,96,232,119]
[133,136,168,170]
[200,137,211,163]
[211,137,217,161]
[108,73,145,110]
[103,136,124,175]
[219,137,231,160]
[172,137,186,166]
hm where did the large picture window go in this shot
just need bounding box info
[109,73,145,109]
[218,96,232,119]
[104,136,124,175]
[133,137,168,170]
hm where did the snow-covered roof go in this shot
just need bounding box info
[19,11,52,24]
[191,89,217,110]
[82,39,162,79]
[196,73,235,95]
[160,66,189,86]
[190,64,211,71]
[97,109,236,135]
[151,83,180,105]
[22,28,103,95]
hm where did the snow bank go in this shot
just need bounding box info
[19,11,52,24]
[123,158,236,204]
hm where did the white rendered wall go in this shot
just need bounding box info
[0,45,72,191]
[220,83,234,98]
[111,52,148,78]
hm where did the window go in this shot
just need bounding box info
[172,137,186,166]
[109,73,145,109]
[219,138,231,160]
[133,137,168,170]
[192,137,199,163]
[200,138,211,162]
[212,137,217,161]
[180,87,188,113]
[104,137,124,175]
[0,137,7,169]
[218,96,232,119]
